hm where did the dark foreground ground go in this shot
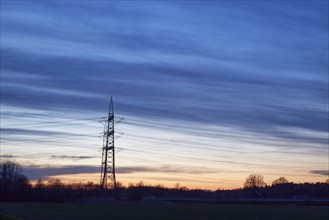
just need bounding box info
[1,202,328,220]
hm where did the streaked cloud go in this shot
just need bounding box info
[0,154,15,158]
[50,155,95,160]
[1,1,328,188]
[23,164,219,180]
[309,170,329,177]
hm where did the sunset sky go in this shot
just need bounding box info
[1,1,328,190]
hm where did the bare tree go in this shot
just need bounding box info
[0,161,29,201]
[47,179,63,188]
[174,183,180,189]
[244,174,266,188]
[0,161,28,185]
[272,177,289,186]
[35,179,45,188]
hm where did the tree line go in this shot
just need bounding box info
[1,161,328,202]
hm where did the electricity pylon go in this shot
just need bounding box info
[100,96,116,189]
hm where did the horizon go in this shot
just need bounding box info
[1,1,328,191]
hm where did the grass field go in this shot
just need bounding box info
[1,202,328,220]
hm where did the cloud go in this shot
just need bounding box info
[50,155,95,160]
[23,164,218,180]
[0,154,15,158]
[23,165,99,180]
[1,48,327,137]
[309,170,329,176]
[0,128,97,145]
[118,165,218,175]
[1,1,328,186]
[1,128,72,136]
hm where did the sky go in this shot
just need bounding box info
[0,0,328,190]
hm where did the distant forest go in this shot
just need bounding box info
[1,161,328,203]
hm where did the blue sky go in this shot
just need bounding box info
[1,0,328,189]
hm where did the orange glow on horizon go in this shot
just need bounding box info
[27,172,328,191]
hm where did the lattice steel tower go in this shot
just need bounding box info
[100,96,116,189]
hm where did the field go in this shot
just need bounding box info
[1,202,328,220]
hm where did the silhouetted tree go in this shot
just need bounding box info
[0,161,29,201]
[47,179,63,188]
[174,183,181,189]
[135,181,145,187]
[83,181,99,190]
[35,179,45,188]
[272,177,289,186]
[243,174,266,188]
[115,181,124,188]
[0,161,28,186]
[1,161,328,202]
